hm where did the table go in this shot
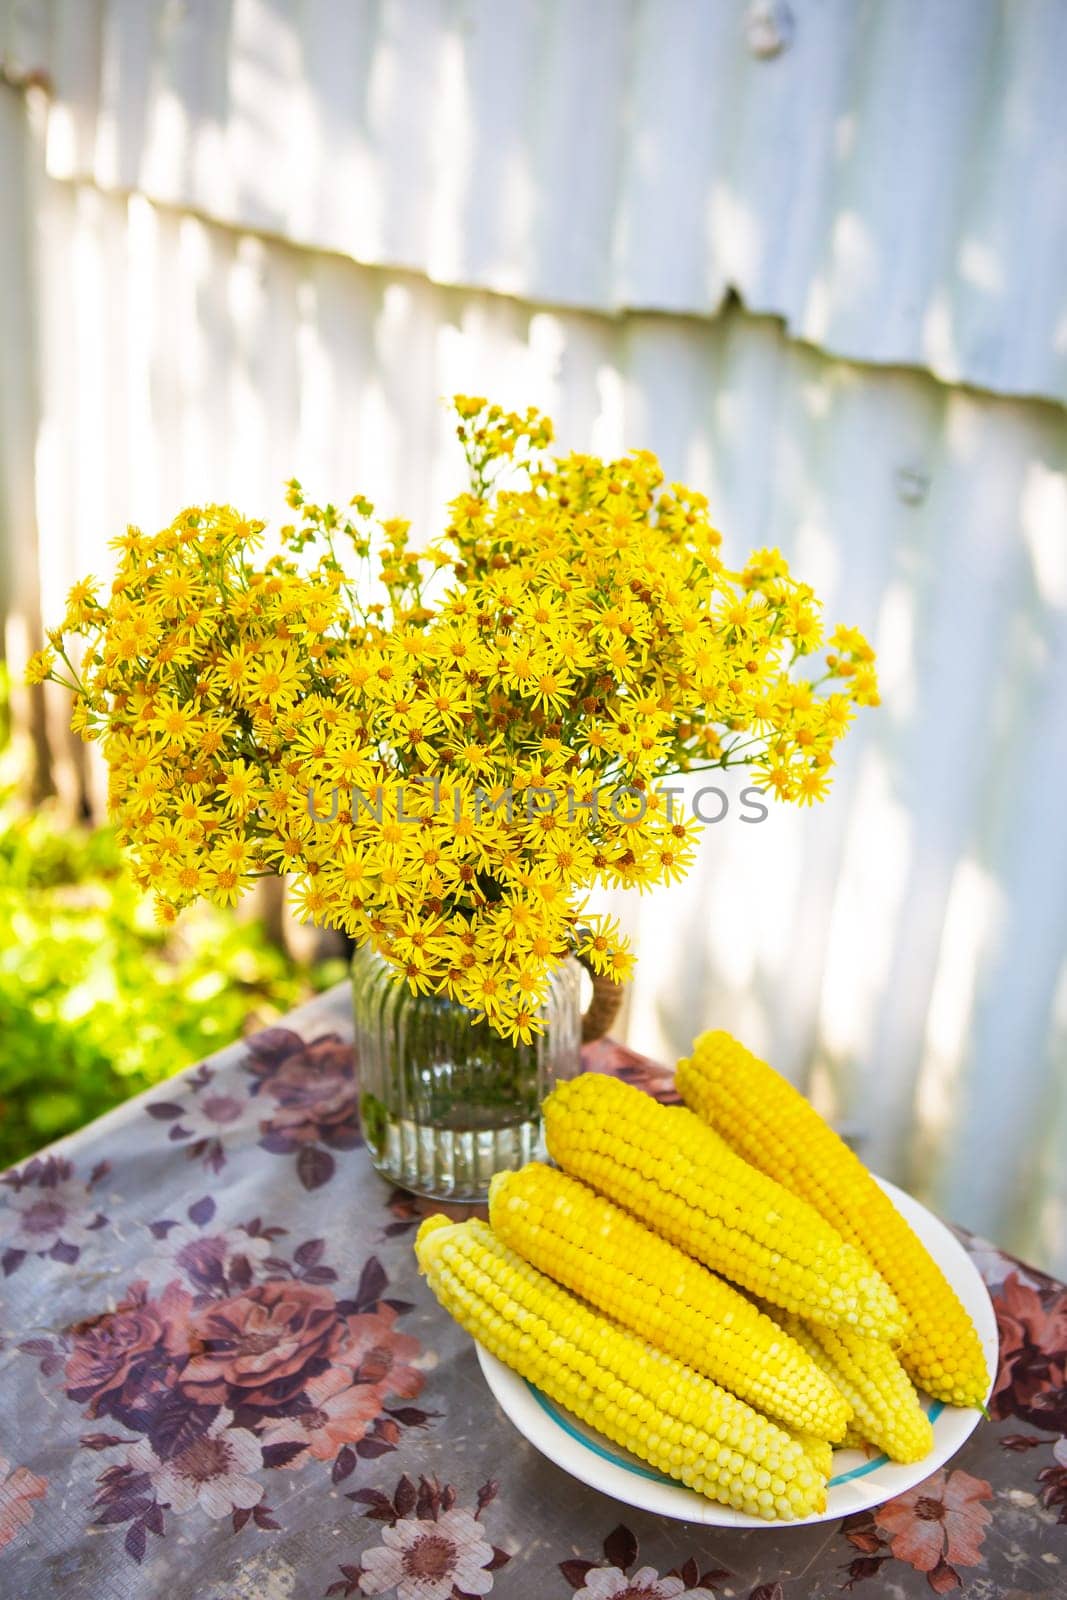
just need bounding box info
[0,985,1064,1599]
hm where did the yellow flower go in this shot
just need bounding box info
[796,766,833,805]
[258,829,310,873]
[850,664,881,706]
[147,697,201,748]
[217,759,265,817]
[160,858,211,899]
[529,667,573,715]
[204,863,253,907]
[152,568,202,608]
[25,647,56,685]
[245,652,305,710]
[289,877,332,923]
[110,525,149,557]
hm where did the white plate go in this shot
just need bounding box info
[475,1176,998,1527]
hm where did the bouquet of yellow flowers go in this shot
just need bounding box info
[31,397,877,1041]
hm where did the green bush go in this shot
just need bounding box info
[0,796,344,1169]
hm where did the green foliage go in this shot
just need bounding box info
[0,796,345,1170]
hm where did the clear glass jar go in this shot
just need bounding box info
[352,945,582,1200]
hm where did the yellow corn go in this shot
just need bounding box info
[542,1073,903,1339]
[489,1163,851,1440]
[415,1215,827,1520]
[790,1432,835,1479]
[841,1423,874,1452]
[677,1030,990,1408]
[773,1312,934,1465]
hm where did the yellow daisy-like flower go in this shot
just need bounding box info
[25,647,56,685]
[148,696,201,748]
[217,759,265,817]
[245,652,305,710]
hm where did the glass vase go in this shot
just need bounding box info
[351,945,582,1200]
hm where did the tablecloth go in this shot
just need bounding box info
[0,984,1064,1600]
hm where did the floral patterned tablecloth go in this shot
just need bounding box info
[0,985,1064,1600]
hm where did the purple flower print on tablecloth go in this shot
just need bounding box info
[990,1270,1067,1430]
[557,1526,726,1600]
[0,1155,109,1274]
[135,1208,274,1297]
[14,1203,428,1566]
[0,1457,47,1552]
[1037,1434,1067,1521]
[145,1027,362,1190]
[327,1475,511,1599]
[245,1028,362,1188]
[144,1062,257,1174]
[169,1085,253,1143]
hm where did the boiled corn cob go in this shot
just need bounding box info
[790,1432,835,1480]
[489,1162,851,1440]
[542,1073,903,1339]
[415,1214,827,1520]
[677,1031,990,1408]
[773,1311,934,1465]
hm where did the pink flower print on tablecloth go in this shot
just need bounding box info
[876,1471,990,1565]
[330,1476,511,1600]
[65,1279,194,1425]
[557,1526,726,1600]
[337,1307,422,1396]
[180,1280,344,1408]
[869,1469,993,1592]
[125,1407,264,1519]
[358,1507,497,1599]
[258,1365,393,1467]
[0,1457,47,1552]
[256,1304,423,1468]
[991,1271,1067,1429]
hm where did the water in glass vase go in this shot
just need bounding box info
[351,945,582,1200]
